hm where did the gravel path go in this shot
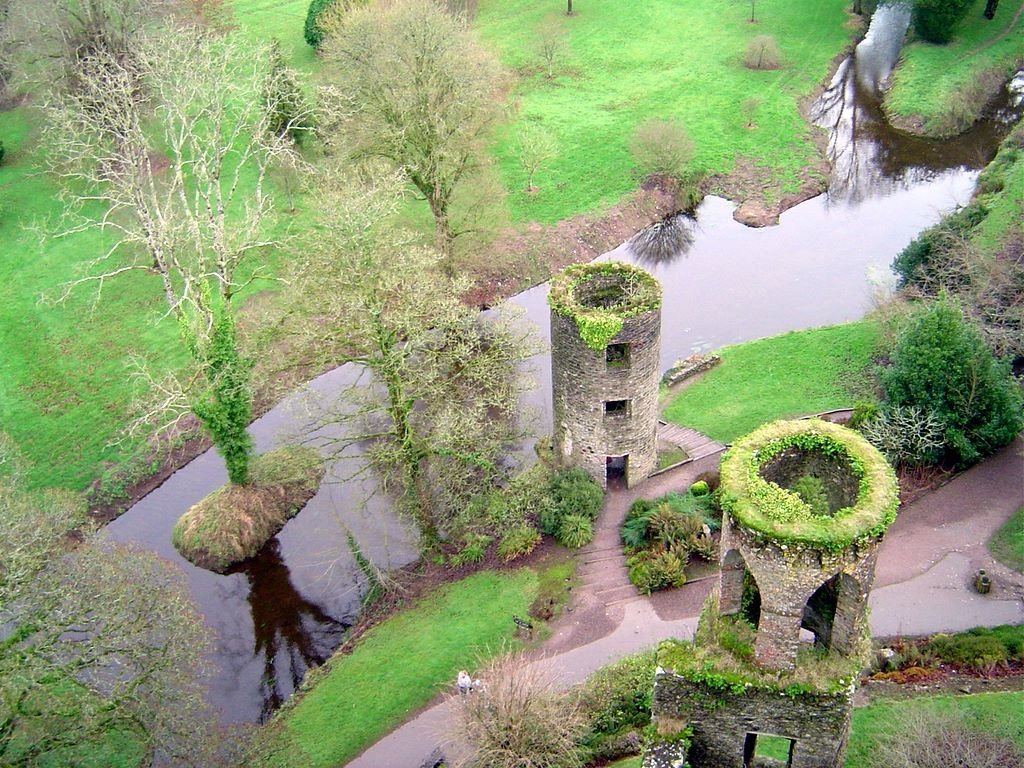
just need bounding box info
[346,435,1024,768]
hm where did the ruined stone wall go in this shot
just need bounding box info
[718,517,880,671]
[652,672,853,768]
[551,307,660,488]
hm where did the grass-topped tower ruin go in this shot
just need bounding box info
[648,419,899,768]
[548,262,662,488]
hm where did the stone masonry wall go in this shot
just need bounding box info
[652,672,853,768]
[551,307,661,488]
[718,516,880,671]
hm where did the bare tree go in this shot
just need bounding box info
[320,0,502,272]
[516,124,558,192]
[42,26,309,485]
[281,168,538,547]
[0,439,219,766]
[447,653,585,768]
[4,0,182,99]
[536,16,566,78]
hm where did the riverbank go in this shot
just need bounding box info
[884,0,1024,137]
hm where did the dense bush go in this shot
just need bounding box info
[449,533,492,567]
[576,651,655,747]
[304,0,336,48]
[879,298,1023,468]
[497,525,540,562]
[627,548,687,594]
[911,0,974,45]
[557,514,594,549]
[924,625,1024,671]
[629,118,695,183]
[543,468,603,541]
[893,203,989,288]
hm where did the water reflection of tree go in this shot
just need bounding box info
[236,539,348,721]
[629,213,696,266]
[811,53,1015,203]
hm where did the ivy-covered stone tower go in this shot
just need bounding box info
[548,262,661,488]
[646,419,899,768]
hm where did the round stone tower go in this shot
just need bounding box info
[716,419,900,672]
[548,262,661,489]
[645,418,899,768]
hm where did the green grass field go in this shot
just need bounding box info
[0,0,859,494]
[885,0,1024,134]
[845,691,1024,767]
[662,320,880,442]
[265,568,539,767]
[477,0,854,224]
[989,506,1024,572]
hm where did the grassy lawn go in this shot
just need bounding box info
[846,691,1024,767]
[989,506,1024,572]
[885,0,1024,134]
[265,568,541,767]
[476,0,854,224]
[662,320,880,443]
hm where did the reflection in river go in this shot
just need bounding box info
[810,2,1023,202]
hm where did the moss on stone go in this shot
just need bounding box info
[172,445,325,573]
[548,262,661,351]
[718,419,899,552]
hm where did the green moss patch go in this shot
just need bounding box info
[172,446,324,572]
[719,420,898,551]
[548,262,661,351]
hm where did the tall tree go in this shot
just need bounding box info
[321,0,502,271]
[0,438,217,765]
[282,169,537,547]
[43,26,309,485]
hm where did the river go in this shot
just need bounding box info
[106,3,1023,724]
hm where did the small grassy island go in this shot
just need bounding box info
[172,446,325,572]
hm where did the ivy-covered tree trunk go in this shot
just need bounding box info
[188,310,254,486]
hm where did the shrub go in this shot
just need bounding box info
[449,533,492,567]
[743,35,781,70]
[0,140,5,165]
[264,42,313,143]
[450,654,586,768]
[911,0,973,45]
[880,298,1023,468]
[689,480,710,497]
[629,118,695,183]
[304,0,337,48]
[557,514,594,549]
[873,706,1023,767]
[685,530,717,561]
[893,204,988,288]
[925,633,1009,672]
[497,525,541,562]
[849,401,881,429]
[646,504,703,549]
[620,513,651,550]
[859,405,947,467]
[576,651,655,748]
[544,468,603,537]
[627,549,687,594]
[790,475,830,516]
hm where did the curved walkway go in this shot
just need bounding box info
[346,436,1024,768]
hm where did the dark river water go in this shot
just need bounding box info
[106,3,1024,724]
